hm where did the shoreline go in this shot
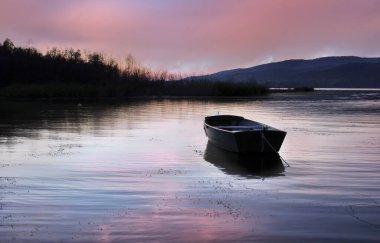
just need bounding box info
[1,88,379,101]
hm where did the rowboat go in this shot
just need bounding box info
[204,115,286,153]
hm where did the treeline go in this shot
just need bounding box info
[0,39,268,98]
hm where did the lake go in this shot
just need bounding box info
[1,90,380,242]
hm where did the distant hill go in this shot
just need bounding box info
[193,56,380,88]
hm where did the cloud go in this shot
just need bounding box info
[0,0,379,73]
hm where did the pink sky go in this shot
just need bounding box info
[0,0,379,74]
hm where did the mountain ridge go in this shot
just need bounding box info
[192,56,380,88]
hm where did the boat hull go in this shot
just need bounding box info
[204,115,286,153]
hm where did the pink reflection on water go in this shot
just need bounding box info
[88,204,255,242]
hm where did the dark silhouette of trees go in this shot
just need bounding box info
[0,38,268,98]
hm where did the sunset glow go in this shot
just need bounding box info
[1,0,379,73]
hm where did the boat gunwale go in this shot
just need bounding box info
[204,117,285,134]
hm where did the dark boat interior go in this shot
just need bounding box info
[205,115,271,131]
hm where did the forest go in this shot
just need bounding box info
[0,39,268,98]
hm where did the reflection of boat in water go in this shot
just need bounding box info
[204,142,285,179]
[204,115,286,153]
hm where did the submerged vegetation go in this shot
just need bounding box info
[0,38,268,98]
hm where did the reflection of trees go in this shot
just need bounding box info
[0,101,120,142]
[0,99,210,143]
[0,98,273,147]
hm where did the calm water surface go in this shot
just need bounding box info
[1,91,380,242]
